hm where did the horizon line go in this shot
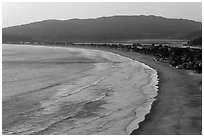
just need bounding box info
[3,14,202,28]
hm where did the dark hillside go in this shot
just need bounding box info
[2,15,202,43]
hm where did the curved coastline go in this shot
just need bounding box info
[82,45,202,135]
[3,44,201,135]
[3,44,159,134]
[89,49,159,134]
[55,44,201,135]
[44,45,160,134]
[49,45,160,134]
[49,46,160,134]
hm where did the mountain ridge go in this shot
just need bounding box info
[3,15,201,29]
[3,15,202,43]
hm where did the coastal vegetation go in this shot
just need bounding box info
[75,43,202,73]
[186,36,202,47]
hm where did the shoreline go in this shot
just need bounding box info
[3,44,159,135]
[3,44,202,135]
[97,49,159,134]
[67,45,202,135]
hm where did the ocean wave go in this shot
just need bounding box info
[3,45,159,135]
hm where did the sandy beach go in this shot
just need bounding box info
[3,44,202,135]
[71,45,202,135]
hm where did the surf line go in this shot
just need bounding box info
[81,48,159,134]
[10,44,159,134]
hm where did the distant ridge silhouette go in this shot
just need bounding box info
[2,15,202,43]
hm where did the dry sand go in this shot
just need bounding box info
[72,45,202,135]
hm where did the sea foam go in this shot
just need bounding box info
[3,44,159,135]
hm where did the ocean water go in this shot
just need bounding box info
[2,44,158,135]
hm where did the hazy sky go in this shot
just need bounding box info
[3,2,202,27]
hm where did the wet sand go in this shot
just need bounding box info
[72,45,202,135]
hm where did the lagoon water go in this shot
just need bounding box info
[2,44,158,135]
